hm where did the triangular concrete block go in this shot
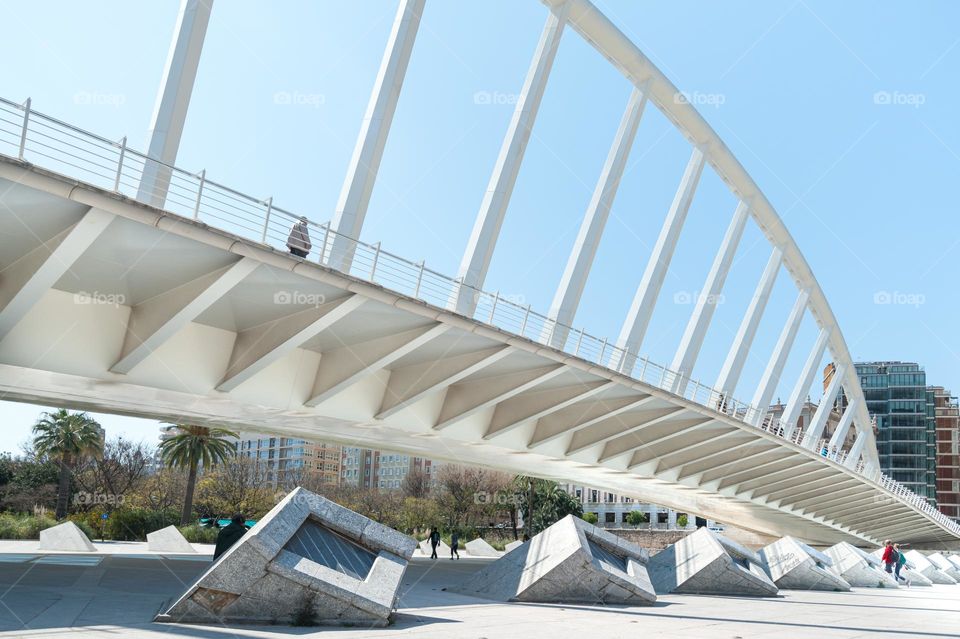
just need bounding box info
[157,487,416,627]
[824,543,898,588]
[464,538,501,557]
[505,540,524,553]
[869,549,932,586]
[147,525,196,553]
[418,536,450,557]
[760,537,850,591]
[648,528,778,596]
[38,521,96,552]
[903,550,955,584]
[451,515,655,605]
[927,553,960,580]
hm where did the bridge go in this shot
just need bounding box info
[0,0,957,547]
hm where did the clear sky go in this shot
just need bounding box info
[1,1,958,454]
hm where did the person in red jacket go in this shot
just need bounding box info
[880,539,897,573]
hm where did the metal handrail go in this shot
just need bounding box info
[0,96,956,536]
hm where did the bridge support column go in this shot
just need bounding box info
[844,430,866,469]
[828,399,858,453]
[138,0,214,208]
[670,202,749,394]
[715,247,781,401]
[327,0,426,272]
[542,86,647,348]
[451,2,569,315]
[802,363,846,450]
[748,289,809,426]
[780,327,830,439]
[609,147,705,374]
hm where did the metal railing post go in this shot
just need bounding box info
[319,223,331,265]
[193,169,206,220]
[261,197,273,242]
[113,136,127,192]
[488,291,499,323]
[18,98,31,160]
[520,305,531,336]
[574,328,585,356]
[370,241,381,280]
[598,338,608,365]
[414,261,425,298]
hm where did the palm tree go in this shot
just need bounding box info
[159,424,237,525]
[32,409,104,519]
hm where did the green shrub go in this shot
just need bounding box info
[0,513,94,540]
[676,514,688,528]
[103,507,179,541]
[626,510,647,526]
[179,523,219,544]
[581,512,598,525]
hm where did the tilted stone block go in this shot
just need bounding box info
[38,521,96,552]
[452,515,655,605]
[147,525,196,553]
[927,553,960,580]
[157,487,416,627]
[903,550,956,584]
[505,540,524,553]
[464,538,501,557]
[824,543,898,588]
[648,527,777,596]
[760,536,850,591]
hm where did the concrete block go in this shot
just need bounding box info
[903,550,956,584]
[824,543,898,588]
[158,487,414,627]
[927,553,960,580]
[419,536,450,557]
[869,549,932,586]
[147,525,196,553]
[452,515,655,605]
[760,537,850,591]
[648,527,777,596]
[464,538,501,557]
[505,540,524,553]
[38,521,96,552]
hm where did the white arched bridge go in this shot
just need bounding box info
[0,0,957,547]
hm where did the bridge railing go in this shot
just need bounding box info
[1,96,957,536]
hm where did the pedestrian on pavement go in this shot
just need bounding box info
[450,530,460,560]
[287,216,312,258]
[213,513,248,561]
[894,543,911,586]
[429,527,440,560]
[881,539,897,574]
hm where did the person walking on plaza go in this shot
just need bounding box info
[286,216,312,258]
[881,539,897,575]
[213,513,248,560]
[429,527,440,560]
[894,543,911,586]
[450,530,460,560]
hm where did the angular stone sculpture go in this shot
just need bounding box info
[147,525,196,553]
[505,540,524,553]
[452,514,655,605]
[903,550,956,584]
[464,538,501,557]
[418,536,450,557]
[157,487,416,627]
[824,542,898,588]
[927,552,960,580]
[38,521,96,552]
[760,536,850,591]
[647,527,778,596]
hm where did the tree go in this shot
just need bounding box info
[158,424,237,525]
[626,510,647,526]
[194,457,276,519]
[72,437,150,511]
[517,477,583,535]
[32,409,104,519]
[401,467,430,499]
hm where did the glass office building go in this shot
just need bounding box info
[853,362,937,504]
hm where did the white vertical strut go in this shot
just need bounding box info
[542,87,647,348]
[669,202,749,393]
[137,0,214,208]
[828,399,858,451]
[802,362,846,449]
[451,2,569,315]
[715,246,782,399]
[749,289,809,426]
[844,430,867,469]
[609,147,706,373]
[780,327,831,439]
[326,0,426,271]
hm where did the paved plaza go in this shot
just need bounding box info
[0,553,956,638]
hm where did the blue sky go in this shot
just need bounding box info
[1,1,958,454]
